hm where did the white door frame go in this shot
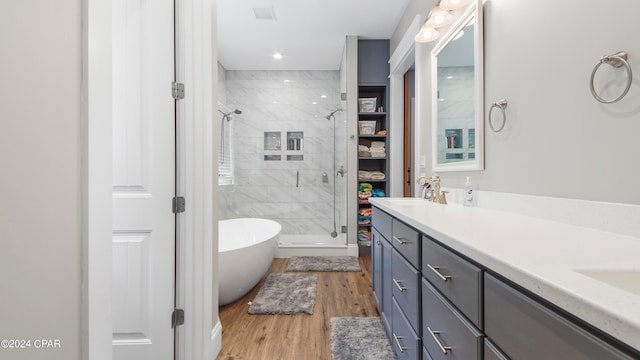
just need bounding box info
[389,15,422,198]
[82,0,217,359]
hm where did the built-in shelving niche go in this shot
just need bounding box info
[263,131,304,161]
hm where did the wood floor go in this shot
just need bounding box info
[216,256,379,360]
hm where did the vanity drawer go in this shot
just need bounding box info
[392,248,421,334]
[392,297,421,360]
[484,273,636,360]
[372,206,392,240]
[422,278,483,360]
[422,235,482,328]
[392,219,421,268]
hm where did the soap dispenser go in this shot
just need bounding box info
[463,176,474,207]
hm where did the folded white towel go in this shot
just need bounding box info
[370,141,385,149]
[369,171,385,180]
[358,170,372,180]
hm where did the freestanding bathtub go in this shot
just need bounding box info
[218,218,281,306]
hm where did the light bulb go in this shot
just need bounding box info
[272,52,283,60]
[414,26,440,43]
[425,9,453,28]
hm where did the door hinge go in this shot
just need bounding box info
[172,196,185,214]
[172,81,185,100]
[171,309,184,328]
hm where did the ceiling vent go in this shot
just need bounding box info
[253,7,276,20]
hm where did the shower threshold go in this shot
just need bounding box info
[276,234,358,258]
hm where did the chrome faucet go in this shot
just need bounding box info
[417,175,447,204]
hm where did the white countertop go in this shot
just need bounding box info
[368,197,640,352]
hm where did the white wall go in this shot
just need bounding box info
[0,1,82,359]
[410,0,640,206]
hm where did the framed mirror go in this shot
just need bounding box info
[431,0,483,172]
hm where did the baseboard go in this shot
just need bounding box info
[276,245,351,258]
[211,320,222,358]
[347,243,359,257]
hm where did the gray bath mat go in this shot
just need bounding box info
[248,273,317,315]
[331,317,397,360]
[285,256,361,272]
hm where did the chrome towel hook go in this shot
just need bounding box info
[590,51,632,104]
[488,99,508,132]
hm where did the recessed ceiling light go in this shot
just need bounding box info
[320,95,327,98]
[311,101,317,105]
[273,52,283,60]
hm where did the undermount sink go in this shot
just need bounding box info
[575,269,640,297]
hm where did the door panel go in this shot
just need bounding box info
[111,0,175,358]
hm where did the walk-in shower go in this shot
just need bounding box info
[217,69,351,256]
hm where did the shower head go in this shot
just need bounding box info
[218,108,242,121]
[325,108,343,120]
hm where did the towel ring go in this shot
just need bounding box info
[590,51,632,104]
[488,99,508,132]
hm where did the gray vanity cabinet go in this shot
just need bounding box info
[484,273,636,360]
[371,205,640,360]
[373,207,422,360]
[371,208,393,335]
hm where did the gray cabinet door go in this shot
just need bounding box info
[381,236,393,336]
[392,297,421,360]
[392,248,421,334]
[392,218,421,268]
[372,228,383,310]
[422,278,483,360]
[422,235,483,329]
[372,206,392,240]
[485,273,636,360]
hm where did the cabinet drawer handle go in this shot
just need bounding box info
[393,236,407,245]
[427,264,451,282]
[427,326,452,354]
[392,278,407,292]
[393,334,407,353]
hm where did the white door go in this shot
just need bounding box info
[111,0,176,359]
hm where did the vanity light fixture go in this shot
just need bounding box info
[416,0,473,43]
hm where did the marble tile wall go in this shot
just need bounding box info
[217,68,346,236]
